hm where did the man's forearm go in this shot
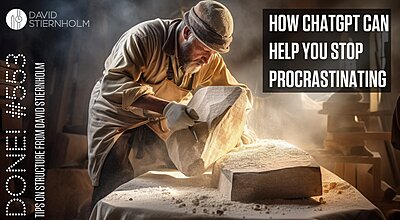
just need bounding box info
[132,94,170,114]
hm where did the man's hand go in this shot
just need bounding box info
[163,101,198,131]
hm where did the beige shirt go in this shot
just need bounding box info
[88,18,251,186]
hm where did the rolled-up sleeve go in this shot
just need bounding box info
[101,32,155,112]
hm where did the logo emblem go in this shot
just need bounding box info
[6,9,27,30]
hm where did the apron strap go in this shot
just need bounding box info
[167,55,194,90]
[188,73,194,90]
[167,56,174,80]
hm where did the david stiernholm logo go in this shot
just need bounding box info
[6,9,27,30]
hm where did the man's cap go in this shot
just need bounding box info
[183,0,233,53]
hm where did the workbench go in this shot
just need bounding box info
[89,168,385,220]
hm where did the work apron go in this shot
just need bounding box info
[142,57,193,141]
[91,57,194,206]
[89,54,198,191]
[94,55,194,182]
[110,56,192,143]
[125,57,194,176]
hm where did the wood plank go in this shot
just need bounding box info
[319,102,369,115]
[356,164,374,199]
[310,149,381,164]
[335,162,345,178]
[344,163,356,186]
[319,110,392,116]
[213,140,322,201]
[327,115,365,132]
[326,132,392,141]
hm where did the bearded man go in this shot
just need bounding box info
[87,0,251,209]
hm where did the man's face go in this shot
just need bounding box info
[178,28,216,74]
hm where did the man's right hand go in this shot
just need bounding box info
[163,101,198,132]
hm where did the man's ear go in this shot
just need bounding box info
[183,26,191,41]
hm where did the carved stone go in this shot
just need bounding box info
[166,86,248,176]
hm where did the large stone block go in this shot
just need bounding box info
[213,140,322,201]
[166,86,248,176]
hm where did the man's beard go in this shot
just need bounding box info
[178,40,202,74]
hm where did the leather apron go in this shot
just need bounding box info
[141,56,192,141]
[126,57,193,176]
